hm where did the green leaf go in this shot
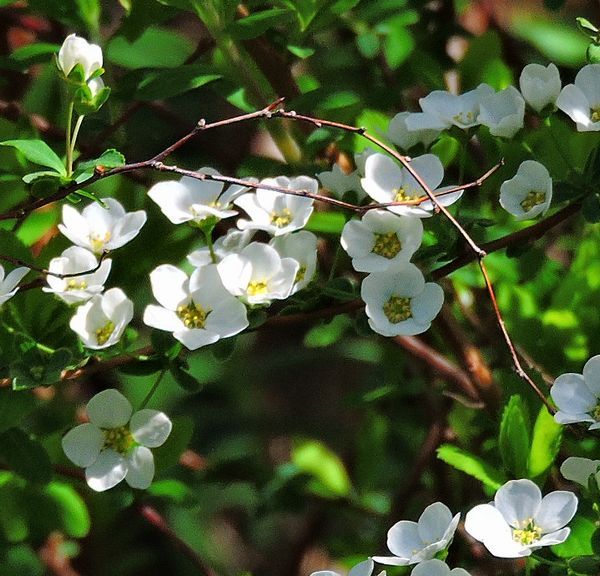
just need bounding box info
[169,362,201,392]
[527,405,562,479]
[306,211,346,234]
[153,416,194,473]
[437,444,506,490]
[44,481,90,538]
[1,140,65,175]
[0,477,28,541]
[356,31,380,59]
[74,148,126,182]
[382,27,414,69]
[577,17,599,36]
[569,556,600,575]
[287,44,315,59]
[10,43,60,65]
[498,395,530,478]
[553,516,595,557]
[226,8,293,40]
[0,428,52,484]
[303,315,352,348]
[292,438,351,497]
[0,390,37,434]
[136,64,221,101]
[107,27,195,69]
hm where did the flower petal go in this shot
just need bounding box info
[386,520,421,559]
[62,423,104,467]
[534,490,577,533]
[87,388,132,428]
[125,446,155,489]
[130,409,172,448]
[85,448,127,492]
[494,479,542,528]
[417,502,453,543]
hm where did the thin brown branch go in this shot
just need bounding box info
[0,250,110,278]
[38,532,82,576]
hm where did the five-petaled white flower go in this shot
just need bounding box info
[557,64,600,131]
[70,287,133,349]
[0,265,28,305]
[411,560,470,576]
[147,169,251,226]
[317,163,364,200]
[388,111,442,151]
[43,246,112,304]
[464,479,577,558]
[560,457,600,488]
[311,559,374,576]
[234,176,316,236]
[217,242,298,305]
[58,197,146,254]
[408,84,494,131]
[361,153,462,218]
[341,210,423,272]
[143,264,248,350]
[500,160,552,220]
[62,388,172,491]
[551,354,600,429]
[57,33,103,81]
[372,502,460,566]
[187,229,255,268]
[478,86,525,138]
[361,263,444,337]
[270,231,318,294]
[519,63,561,113]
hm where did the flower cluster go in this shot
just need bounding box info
[48,198,146,349]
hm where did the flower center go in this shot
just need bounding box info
[383,295,412,323]
[591,108,600,122]
[67,278,88,290]
[247,280,268,296]
[512,521,542,546]
[103,425,135,455]
[176,301,209,329]
[520,190,546,212]
[372,232,402,259]
[90,231,111,253]
[270,208,293,228]
[453,110,474,125]
[589,403,600,421]
[393,187,420,203]
[95,321,115,345]
[295,265,307,284]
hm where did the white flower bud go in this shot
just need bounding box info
[519,63,561,113]
[58,33,103,81]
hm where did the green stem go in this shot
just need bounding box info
[65,100,74,176]
[139,369,166,409]
[530,554,566,568]
[68,114,85,176]
[203,227,217,264]
[2,322,55,354]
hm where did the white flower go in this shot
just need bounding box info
[217,242,298,305]
[270,231,318,294]
[464,479,577,558]
[361,153,462,218]
[87,76,105,98]
[317,164,364,200]
[409,84,495,131]
[551,355,600,429]
[341,210,423,272]
[478,86,525,138]
[143,264,248,351]
[43,246,111,304]
[556,64,600,131]
[355,148,377,175]
[561,457,600,487]
[361,263,444,337]
[57,34,103,81]
[0,265,28,305]
[499,160,552,220]
[372,502,460,566]
[412,560,470,576]
[388,111,442,150]
[519,63,561,113]
[234,176,316,236]
[62,389,172,491]
[311,559,374,576]
[58,198,146,254]
[147,169,251,226]
[70,288,133,350]
[187,229,255,268]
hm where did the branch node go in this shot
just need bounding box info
[196,119,206,129]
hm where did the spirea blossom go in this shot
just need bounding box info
[58,198,146,254]
[0,265,28,305]
[147,169,250,225]
[361,153,462,218]
[478,86,525,138]
[372,502,460,566]
[388,111,441,150]
[341,210,423,272]
[143,264,248,350]
[519,63,561,113]
[311,559,374,576]
[269,231,318,294]
[557,64,600,131]
[551,354,600,429]
[234,176,316,236]
[187,229,255,268]
[317,163,364,200]
[361,263,444,337]
[57,34,103,80]
[43,246,111,304]
[217,242,298,305]
[500,160,552,220]
[560,457,600,487]
[464,479,577,558]
[62,389,172,491]
[69,288,133,349]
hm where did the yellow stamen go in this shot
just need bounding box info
[67,279,88,290]
[372,232,402,259]
[247,280,268,296]
[176,301,209,329]
[512,521,542,546]
[90,231,111,253]
[103,425,135,455]
[383,295,412,323]
[95,321,115,345]
[295,265,307,284]
[520,190,546,212]
[393,187,420,203]
[270,208,293,228]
